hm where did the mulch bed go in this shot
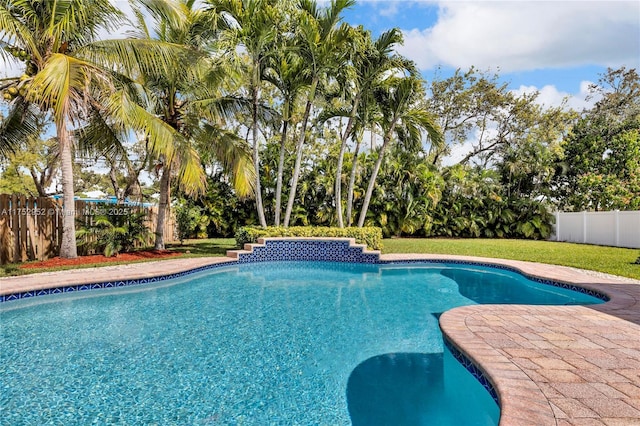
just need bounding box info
[20,250,182,269]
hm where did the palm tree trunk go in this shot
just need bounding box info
[154,161,171,250]
[252,85,267,227]
[58,120,78,258]
[274,119,289,226]
[357,133,392,228]
[345,134,362,227]
[335,93,361,228]
[284,79,317,227]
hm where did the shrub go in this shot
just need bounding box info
[76,210,151,257]
[235,226,383,250]
[175,202,208,244]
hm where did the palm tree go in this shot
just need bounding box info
[332,27,410,227]
[0,0,183,257]
[209,0,281,228]
[263,45,310,225]
[282,0,354,227]
[357,77,443,227]
[345,93,379,226]
[119,0,254,250]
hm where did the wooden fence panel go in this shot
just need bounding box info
[0,194,176,264]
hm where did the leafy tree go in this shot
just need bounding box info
[554,67,640,211]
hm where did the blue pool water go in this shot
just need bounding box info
[0,261,602,425]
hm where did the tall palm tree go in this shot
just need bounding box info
[0,0,184,257]
[332,27,411,227]
[282,0,353,227]
[263,46,309,225]
[357,77,443,227]
[209,0,281,227]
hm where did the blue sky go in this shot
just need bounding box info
[2,0,638,111]
[340,1,640,110]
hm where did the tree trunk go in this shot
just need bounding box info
[274,119,289,226]
[345,134,362,227]
[284,79,317,227]
[154,161,171,250]
[252,85,267,227]
[58,120,78,258]
[357,133,392,228]
[335,93,361,228]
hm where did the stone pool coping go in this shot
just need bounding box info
[1,250,639,425]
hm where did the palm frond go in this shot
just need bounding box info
[0,97,42,157]
[27,53,108,124]
[0,2,42,62]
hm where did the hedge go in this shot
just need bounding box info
[235,226,383,250]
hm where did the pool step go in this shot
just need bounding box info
[227,237,381,263]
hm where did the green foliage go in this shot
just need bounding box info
[554,67,640,211]
[76,209,151,257]
[175,201,208,244]
[235,226,383,250]
[429,166,554,240]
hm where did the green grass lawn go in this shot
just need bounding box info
[382,238,640,280]
[1,237,638,280]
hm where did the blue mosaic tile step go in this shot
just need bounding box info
[232,238,381,264]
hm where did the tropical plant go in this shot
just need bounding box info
[0,0,188,257]
[117,0,255,249]
[263,34,310,225]
[282,0,354,227]
[210,0,284,227]
[76,209,151,257]
[330,26,412,227]
[357,76,443,227]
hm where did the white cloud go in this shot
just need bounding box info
[397,1,640,72]
[379,3,400,17]
[511,81,598,111]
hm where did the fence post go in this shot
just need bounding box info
[582,211,588,244]
[555,211,561,241]
[615,210,620,247]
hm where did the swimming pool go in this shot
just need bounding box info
[0,261,603,425]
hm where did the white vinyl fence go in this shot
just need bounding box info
[552,210,640,249]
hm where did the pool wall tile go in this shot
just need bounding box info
[444,339,499,404]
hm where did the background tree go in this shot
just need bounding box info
[554,67,640,211]
[212,0,281,227]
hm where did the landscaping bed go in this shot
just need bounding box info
[19,250,181,269]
